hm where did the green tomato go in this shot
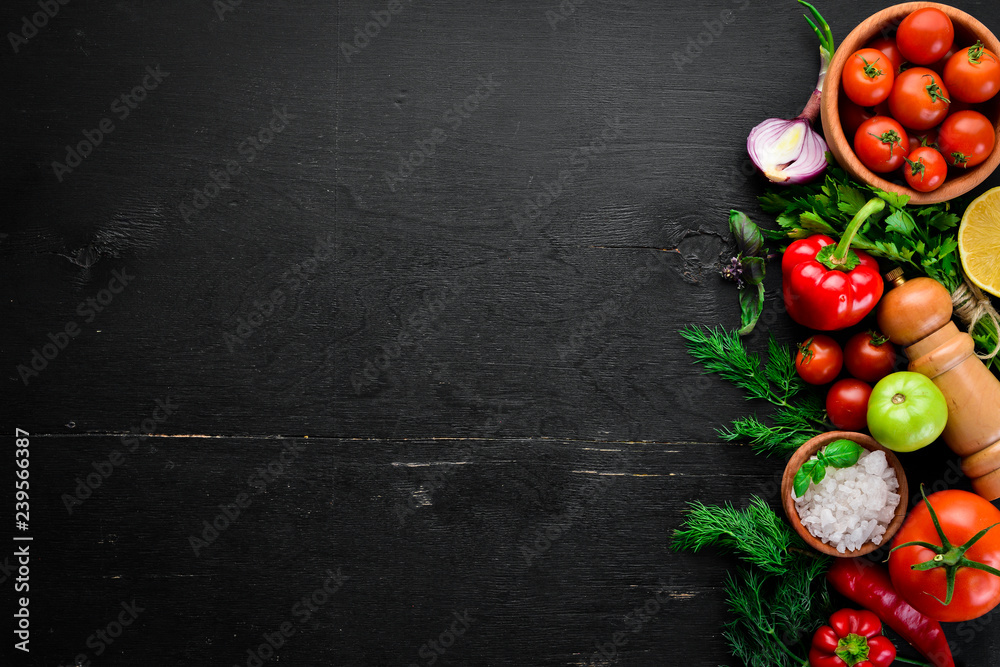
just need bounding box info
[867,371,948,452]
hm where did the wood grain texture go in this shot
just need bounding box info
[2,0,1000,665]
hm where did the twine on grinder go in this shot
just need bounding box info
[952,272,1000,361]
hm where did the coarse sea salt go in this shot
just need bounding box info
[794,449,900,554]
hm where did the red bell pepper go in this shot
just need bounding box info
[782,198,886,330]
[809,608,895,667]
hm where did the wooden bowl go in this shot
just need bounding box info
[821,2,1000,205]
[781,431,909,558]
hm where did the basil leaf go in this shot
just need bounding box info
[741,257,766,286]
[737,283,765,336]
[729,210,764,257]
[793,467,812,498]
[822,439,864,469]
[812,464,826,485]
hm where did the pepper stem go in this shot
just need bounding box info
[816,197,885,271]
[832,198,884,264]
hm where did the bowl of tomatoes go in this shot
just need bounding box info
[821,3,1000,204]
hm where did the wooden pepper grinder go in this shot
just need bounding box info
[877,269,1000,501]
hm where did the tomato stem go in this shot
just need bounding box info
[904,157,927,181]
[921,74,950,105]
[869,130,903,157]
[861,56,884,80]
[968,40,986,64]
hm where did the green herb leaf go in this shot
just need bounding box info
[884,209,915,236]
[799,211,836,235]
[812,463,826,484]
[793,466,812,498]
[835,183,866,216]
[759,192,791,214]
[730,210,765,256]
[875,189,910,208]
[738,283,766,336]
[822,439,864,468]
[741,257,766,286]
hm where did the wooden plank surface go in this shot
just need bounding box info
[2,0,1000,665]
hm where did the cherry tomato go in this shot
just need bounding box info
[843,331,897,382]
[888,68,951,130]
[854,116,909,173]
[840,99,877,140]
[904,146,948,192]
[908,127,938,153]
[938,110,996,168]
[826,378,873,431]
[896,8,954,65]
[843,48,895,106]
[795,335,844,385]
[889,490,1000,622]
[944,40,1000,103]
[867,36,905,74]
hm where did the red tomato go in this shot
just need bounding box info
[854,117,909,173]
[938,110,996,168]
[889,490,1000,622]
[867,36,905,74]
[908,128,939,153]
[843,48,896,106]
[840,99,876,139]
[795,335,844,385]
[904,146,948,192]
[888,68,951,130]
[826,378,873,431]
[844,331,897,382]
[896,8,955,65]
[944,40,1000,103]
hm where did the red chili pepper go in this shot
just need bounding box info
[827,558,955,667]
[808,608,895,667]
[781,198,885,331]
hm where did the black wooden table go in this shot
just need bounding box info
[3,1,1000,665]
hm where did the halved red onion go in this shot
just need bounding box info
[747,117,829,184]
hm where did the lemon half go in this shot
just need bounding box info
[959,186,1000,298]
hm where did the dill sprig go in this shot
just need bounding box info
[680,326,828,455]
[674,498,831,667]
[672,497,799,575]
[722,562,830,667]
